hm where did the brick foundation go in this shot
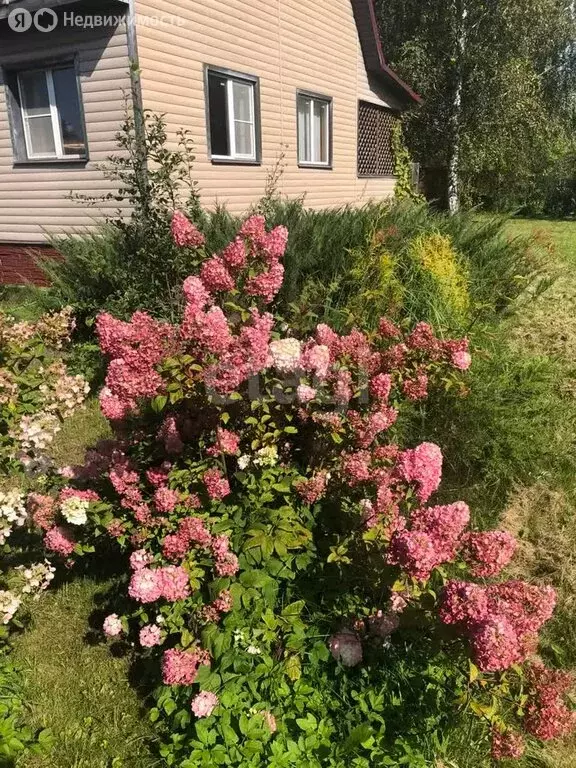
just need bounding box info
[0,244,59,286]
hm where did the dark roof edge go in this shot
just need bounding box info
[352,0,421,106]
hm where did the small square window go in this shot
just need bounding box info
[206,67,260,163]
[8,64,87,161]
[297,91,332,168]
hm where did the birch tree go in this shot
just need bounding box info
[377,0,576,212]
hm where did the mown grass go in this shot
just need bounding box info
[8,401,149,768]
[13,578,158,768]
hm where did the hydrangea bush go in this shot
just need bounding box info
[32,214,574,766]
[0,307,89,474]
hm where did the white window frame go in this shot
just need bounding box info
[297,92,332,168]
[209,72,257,162]
[17,66,85,161]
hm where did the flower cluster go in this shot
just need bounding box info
[461,530,517,578]
[14,560,55,596]
[388,501,471,581]
[162,647,210,685]
[440,580,556,672]
[524,664,576,741]
[0,489,26,545]
[0,590,21,624]
[128,565,190,604]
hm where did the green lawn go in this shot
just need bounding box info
[505,218,576,265]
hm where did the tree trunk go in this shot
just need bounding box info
[447,1,467,215]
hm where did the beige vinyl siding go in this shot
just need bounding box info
[0,22,131,243]
[135,0,400,212]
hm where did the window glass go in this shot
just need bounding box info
[232,80,254,156]
[297,96,312,163]
[313,99,329,164]
[298,93,331,165]
[27,115,56,156]
[19,70,50,116]
[52,67,86,155]
[208,71,230,157]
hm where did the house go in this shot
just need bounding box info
[0,0,419,283]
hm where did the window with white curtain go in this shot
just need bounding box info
[206,67,260,163]
[297,91,332,167]
[16,65,87,160]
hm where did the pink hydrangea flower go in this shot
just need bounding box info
[525,665,576,741]
[370,373,393,402]
[452,350,472,370]
[158,565,190,601]
[462,530,517,577]
[130,549,152,571]
[470,615,524,672]
[44,526,76,557]
[179,517,213,548]
[239,214,266,239]
[171,211,205,248]
[183,276,211,311]
[245,261,285,304]
[203,468,230,500]
[295,471,329,505]
[402,371,429,401]
[297,385,316,403]
[139,624,163,648]
[162,648,206,685]
[300,342,331,380]
[213,589,233,613]
[27,493,56,531]
[153,486,180,514]
[146,462,172,488]
[191,691,219,718]
[387,529,440,581]
[491,728,525,760]
[378,317,401,338]
[162,531,189,561]
[221,237,247,269]
[207,428,241,457]
[200,256,235,293]
[215,552,239,577]
[128,567,163,603]
[396,442,443,503]
[103,613,123,637]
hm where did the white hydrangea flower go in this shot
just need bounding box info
[237,455,251,470]
[0,489,26,544]
[60,496,90,526]
[254,445,279,468]
[0,590,21,624]
[246,645,262,656]
[269,338,302,373]
[15,560,56,597]
[13,411,61,453]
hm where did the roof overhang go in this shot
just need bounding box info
[0,0,128,21]
[351,0,421,107]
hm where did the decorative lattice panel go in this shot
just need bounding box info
[357,101,396,177]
